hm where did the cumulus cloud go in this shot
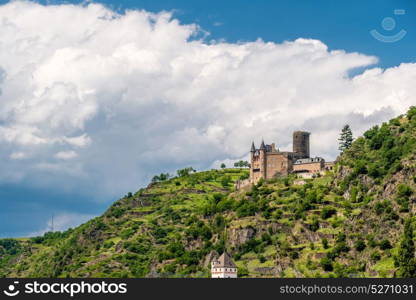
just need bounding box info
[0,0,415,204]
[55,150,78,160]
[10,151,27,160]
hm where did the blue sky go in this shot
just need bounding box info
[0,0,415,237]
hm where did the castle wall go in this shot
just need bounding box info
[250,155,263,183]
[324,162,335,171]
[265,153,292,178]
[293,161,323,174]
[211,267,238,278]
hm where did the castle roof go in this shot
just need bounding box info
[251,141,256,152]
[213,252,237,268]
[260,140,266,150]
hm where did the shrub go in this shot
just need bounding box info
[237,266,249,277]
[379,239,392,250]
[220,176,232,188]
[213,215,225,231]
[354,239,366,252]
[239,239,261,255]
[310,217,319,232]
[371,251,381,262]
[322,238,329,249]
[186,222,212,241]
[397,184,413,197]
[273,209,283,220]
[336,233,346,243]
[321,207,337,219]
[31,236,44,244]
[0,239,21,255]
[103,240,115,249]
[110,207,125,218]
[367,235,377,248]
[164,263,177,274]
[396,197,409,212]
[261,233,272,245]
[290,251,299,260]
[333,242,349,255]
[353,160,367,175]
[320,257,333,271]
[368,164,382,178]
[216,198,235,212]
[374,202,385,214]
[236,201,258,217]
[120,228,135,239]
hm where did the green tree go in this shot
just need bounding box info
[158,173,170,181]
[338,124,353,152]
[152,173,170,183]
[234,160,250,168]
[220,176,231,188]
[407,106,416,120]
[177,167,195,177]
[395,218,416,277]
[220,163,226,169]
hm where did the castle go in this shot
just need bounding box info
[249,131,333,184]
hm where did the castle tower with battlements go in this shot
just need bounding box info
[293,131,310,158]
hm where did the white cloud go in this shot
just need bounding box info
[0,1,415,201]
[10,151,27,160]
[55,150,78,160]
[61,134,91,148]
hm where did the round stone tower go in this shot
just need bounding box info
[293,131,310,158]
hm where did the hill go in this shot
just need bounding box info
[2,107,416,278]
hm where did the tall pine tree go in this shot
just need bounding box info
[395,218,416,277]
[338,124,353,152]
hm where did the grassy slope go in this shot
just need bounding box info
[2,107,416,278]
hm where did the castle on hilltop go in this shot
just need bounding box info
[249,131,334,184]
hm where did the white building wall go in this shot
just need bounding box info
[211,267,238,278]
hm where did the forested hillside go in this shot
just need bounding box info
[2,107,416,278]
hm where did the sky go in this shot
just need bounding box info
[0,0,415,237]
